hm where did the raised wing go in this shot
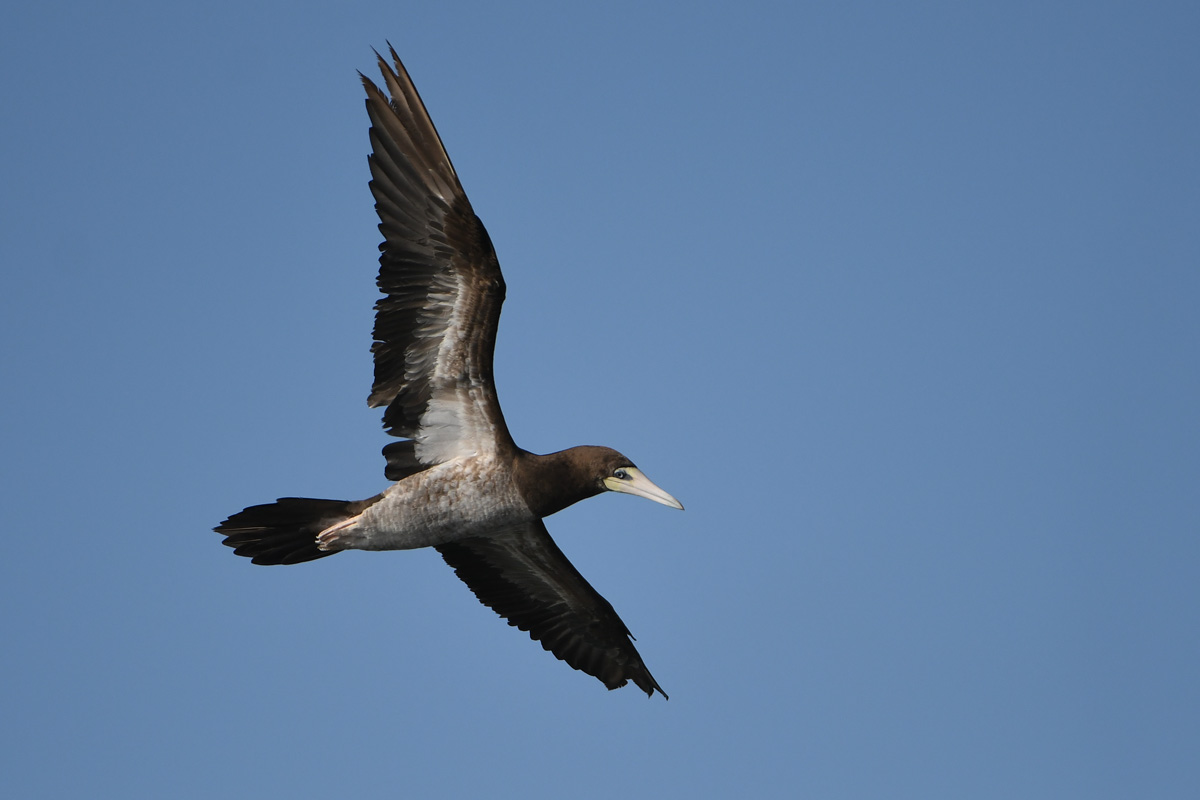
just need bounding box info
[436,521,667,697]
[362,47,514,464]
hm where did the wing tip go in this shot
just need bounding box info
[618,666,668,700]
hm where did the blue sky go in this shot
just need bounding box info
[3,2,1198,797]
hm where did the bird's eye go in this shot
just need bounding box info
[613,468,629,480]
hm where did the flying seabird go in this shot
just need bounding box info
[215,48,682,698]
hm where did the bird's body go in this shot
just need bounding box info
[319,454,527,552]
[216,47,681,698]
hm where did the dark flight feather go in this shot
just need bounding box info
[437,521,666,698]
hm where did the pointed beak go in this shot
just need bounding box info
[603,467,684,510]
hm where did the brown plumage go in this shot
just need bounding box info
[215,47,681,698]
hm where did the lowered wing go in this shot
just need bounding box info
[436,520,667,697]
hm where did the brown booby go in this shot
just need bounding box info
[215,48,681,698]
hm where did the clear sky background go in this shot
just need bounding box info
[3,2,1197,798]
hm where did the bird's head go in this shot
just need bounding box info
[590,447,683,510]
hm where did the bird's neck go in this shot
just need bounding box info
[513,448,603,518]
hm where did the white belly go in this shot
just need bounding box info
[320,456,531,552]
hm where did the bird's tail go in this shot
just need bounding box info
[215,496,380,565]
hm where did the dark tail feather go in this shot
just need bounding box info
[215,496,380,565]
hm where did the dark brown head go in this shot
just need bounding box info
[514,445,683,519]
